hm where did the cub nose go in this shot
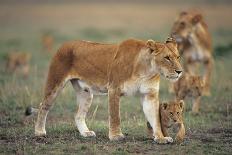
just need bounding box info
[173,119,177,122]
[175,70,182,75]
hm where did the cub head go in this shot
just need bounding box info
[146,37,183,82]
[171,10,203,43]
[160,100,184,124]
[186,75,204,97]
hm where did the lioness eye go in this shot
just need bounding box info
[177,56,180,59]
[164,56,171,61]
[170,112,173,115]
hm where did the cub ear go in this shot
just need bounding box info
[179,100,185,110]
[166,37,177,48]
[180,11,188,16]
[192,14,202,25]
[161,102,168,110]
[146,39,164,54]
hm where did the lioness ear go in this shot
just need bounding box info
[161,102,168,110]
[192,14,202,25]
[146,39,156,53]
[146,39,164,54]
[166,37,177,48]
[179,100,184,110]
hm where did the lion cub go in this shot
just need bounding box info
[174,73,204,114]
[6,51,31,77]
[42,34,54,52]
[147,100,185,143]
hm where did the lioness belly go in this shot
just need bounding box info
[78,79,159,96]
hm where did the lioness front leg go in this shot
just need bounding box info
[142,92,173,144]
[192,96,201,114]
[108,87,124,141]
[203,58,213,96]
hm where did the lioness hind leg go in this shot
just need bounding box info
[71,79,95,137]
[35,79,67,136]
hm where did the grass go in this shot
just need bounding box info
[0,2,232,154]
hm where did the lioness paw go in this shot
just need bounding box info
[81,131,96,137]
[154,136,173,144]
[35,129,46,137]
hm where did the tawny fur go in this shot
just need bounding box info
[35,38,183,144]
[6,51,30,77]
[171,10,213,96]
[147,100,185,143]
[174,73,204,114]
[42,34,54,52]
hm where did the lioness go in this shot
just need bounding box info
[174,73,204,114]
[171,10,213,96]
[147,100,185,143]
[34,38,182,144]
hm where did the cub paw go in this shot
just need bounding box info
[81,131,96,137]
[154,136,173,144]
[109,133,125,141]
[175,136,184,143]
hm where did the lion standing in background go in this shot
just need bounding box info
[33,38,183,144]
[171,10,213,96]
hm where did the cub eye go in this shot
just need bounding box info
[170,112,173,115]
[164,56,171,61]
[180,22,185,27]
[177,56,180,59]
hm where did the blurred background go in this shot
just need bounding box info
[0,0,232,154]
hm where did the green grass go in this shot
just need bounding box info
[1,8,232,154]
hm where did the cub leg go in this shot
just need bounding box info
[192,96,201,114]
[147,122,169,137]
[146,121,153,138]
[175,123,185,142]
[71,80,95,137]
[142,92,173,144]
[108,87,124,141]
[162,126,169,137]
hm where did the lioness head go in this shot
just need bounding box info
[160,100,184,124]
[171,11,203,43]
[186,75,204,97]
[146,38,183,82]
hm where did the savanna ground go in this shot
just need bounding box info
[0,1,232,154]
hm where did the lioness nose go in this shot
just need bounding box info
[174,119,177,122]
[175,70,182,74]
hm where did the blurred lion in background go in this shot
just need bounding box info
[171,10,213,96]
[6,51,31,77]
[174,73,204,114]
[42,34,54,52]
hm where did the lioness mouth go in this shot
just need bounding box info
[166,75,179,81]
